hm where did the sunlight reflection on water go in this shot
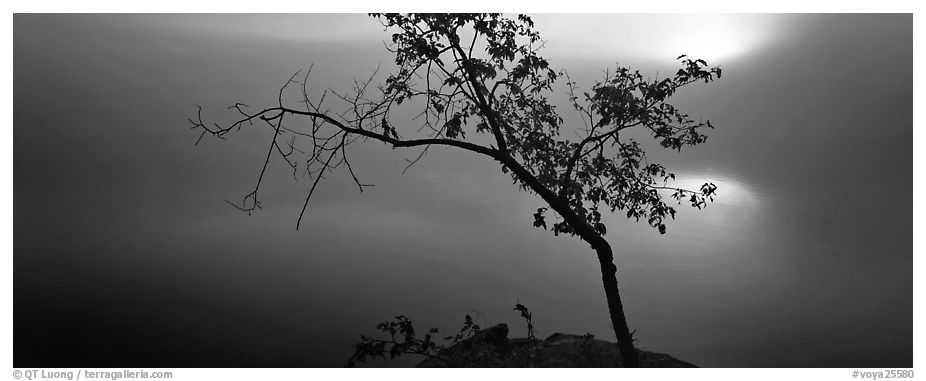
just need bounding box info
[669,170,763,209]
[639,169,774,251]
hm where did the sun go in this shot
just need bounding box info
[535,14,787,64]
[652,14,780,63]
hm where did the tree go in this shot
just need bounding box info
[190,13,721,368]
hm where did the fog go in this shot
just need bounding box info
[14,14,911,367]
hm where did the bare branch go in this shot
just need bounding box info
[296,134,341,230]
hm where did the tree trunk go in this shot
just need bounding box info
[590,240,640,368]
[495,156,640,367]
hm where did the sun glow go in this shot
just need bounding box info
[534,14,786,64]
[148,14,785,66]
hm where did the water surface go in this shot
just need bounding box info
[14,14,911,367]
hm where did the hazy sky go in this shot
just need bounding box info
[14,14,911,367]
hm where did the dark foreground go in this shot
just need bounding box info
[417,324,697,368]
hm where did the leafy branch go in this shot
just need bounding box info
[346,313,484,367]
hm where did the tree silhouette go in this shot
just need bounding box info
[190,13,721,368]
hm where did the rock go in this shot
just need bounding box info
[417,323,696,368]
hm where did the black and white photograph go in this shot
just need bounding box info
[11,8,917,377]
